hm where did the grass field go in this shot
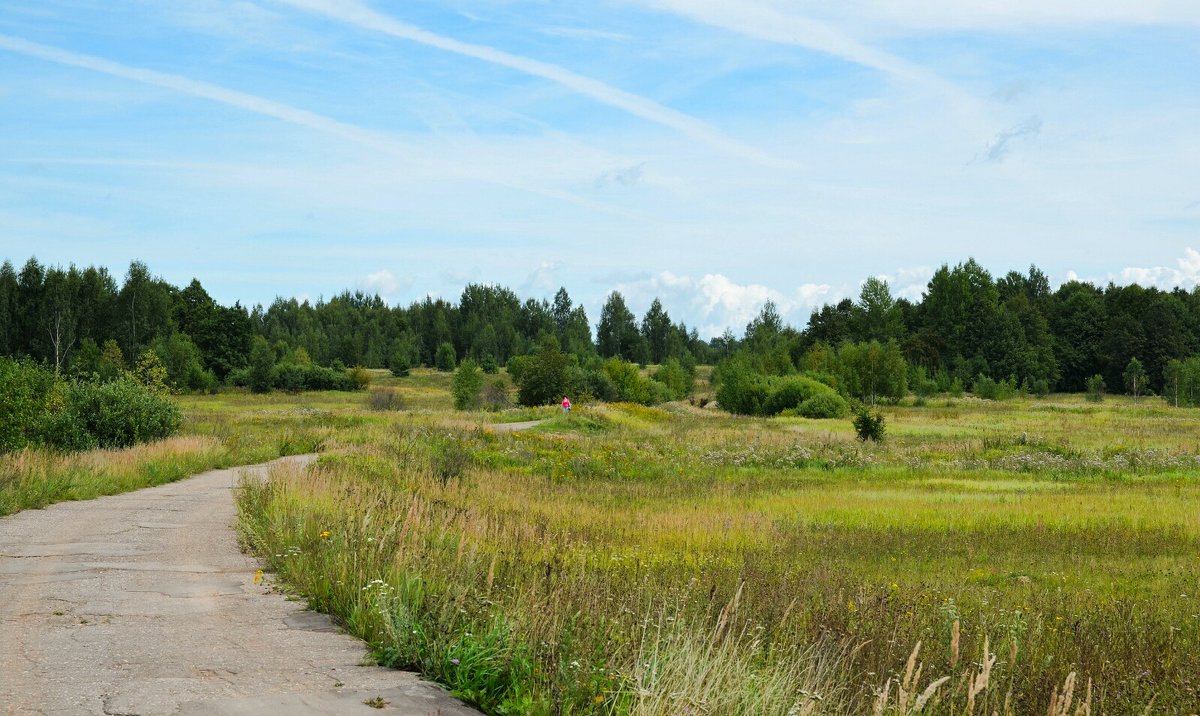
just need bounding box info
[222,373,1200,715]
[5,368,1195,713]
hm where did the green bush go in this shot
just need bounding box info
[761,375,838,415]
[602,358,657,405]
[0,359,58,453]
[852,406,886,442]
[798,392,850,419]
[64,377,182,449]
[152,332,214,392]
[346,366,372,391]
[513,342,574,407]
[972,374,1019,401]
[1086,374,1106,402]
[577,367,618,402]
[271,362,355,392]
[713,356,768,415]
[652,358,693,400]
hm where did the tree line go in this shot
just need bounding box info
[3,256,1200,402]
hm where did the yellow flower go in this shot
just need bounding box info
[253,569,263,585]
[320,530,331,539]
[593,695,604,705]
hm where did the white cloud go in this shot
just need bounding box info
[0,34,618,214]
[976,115,1042,163]
[1114,247,1200,289]
[876,266,934,301]
[610,270,833,338]
[638,0,945,87]
[537,26,632,43]
[830,0,1200,32]
[361,269,408,297]
[523,261,563,295]
[275,0,788,167]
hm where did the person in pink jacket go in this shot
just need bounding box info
[561,396,572,413]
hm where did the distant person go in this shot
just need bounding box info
[561,396,571,414]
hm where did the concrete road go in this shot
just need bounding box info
[0,455,481,716]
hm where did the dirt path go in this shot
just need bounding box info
[487,420,544,433]
[0,455,480,716]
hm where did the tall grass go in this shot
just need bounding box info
[0,436,227,515]
[221,391,1200,713]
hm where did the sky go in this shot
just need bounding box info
[1,1,1198,337]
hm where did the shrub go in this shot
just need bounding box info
[452,359,485,410]
[852,406,886,442]
[761,375,837,415]
[271,363,356,392]
[63,376,182,449]
[366,388,405,411]
[346,366,372,391]
[513,342,574,407]
[602,358,656,405]
[577,367,618,402]
[798,392,850,419]
[713,357,768,415]
[0,359,57,453]
[481,378,511,411]
[910,365,938,397]
[481,355,499,374]
[431,436,473,487]
[652,358,693,400]
[1086,374,1106,402]
[972,374,1018,401]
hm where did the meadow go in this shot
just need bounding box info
[5,367,1195,713]
[220,371,1200,715]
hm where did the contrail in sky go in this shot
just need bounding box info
[275,0,792,168]
[0,33,630,215]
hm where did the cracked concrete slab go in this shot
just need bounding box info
[0,455,481,716]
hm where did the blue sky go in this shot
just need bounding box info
[1,1,1198,336]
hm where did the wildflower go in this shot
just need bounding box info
[593,695,604,705]
[320,530,331,539]
[451,658,460,665]
[253,569,263,585]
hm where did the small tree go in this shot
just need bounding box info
[99,339,126,381]
[1085,373,1105,402]
[248,336,275,393]
[839,340,907,405]
[1164,359,1183,407]
[133,348,168,394]
[514,339,574,407]
[435,341,457,372]
[451,359,484,410]
[1123,357,1148,403]
[388,332,420,377]
[852,406,886,442]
